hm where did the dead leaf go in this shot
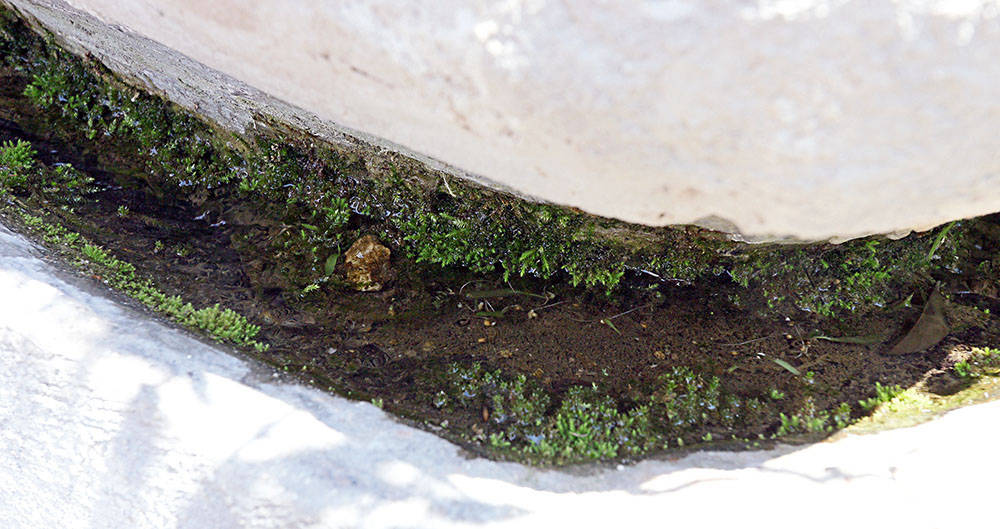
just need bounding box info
[884,286,949,355]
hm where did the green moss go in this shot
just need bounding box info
[9,140,267,351]
[953,347,1000,379]
[438,354,1000,460]
[24,211,268,351]
[831,402,853,429]
[0,139,35,191]
[858,382,904,411]
[444,362,550,439]
[776,397,830,435]
[652,366,730,429]
[439,362,657,462]
[0,5,981,315]
[438,361,788,463]
[728,227,962,317]
[529,385,656,461]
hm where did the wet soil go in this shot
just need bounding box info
[4,62,1000,463]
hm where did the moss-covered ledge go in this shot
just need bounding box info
[0,4,978,316]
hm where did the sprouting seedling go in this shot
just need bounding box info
[926,221,956,261]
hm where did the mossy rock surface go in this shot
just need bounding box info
[0,4,972,310]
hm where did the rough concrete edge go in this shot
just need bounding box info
[5,0,556,207]
[9,0,850,246]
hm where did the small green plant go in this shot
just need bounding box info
[832,402,853,429]
[440,362,663,462]
[648,366,751,433]
[652,367,723,428]
[488,432,512,449]
[20,212,80,245]
[19,211,267,352]
[953,348,1000,379]
[768,388,786,400]
[116,205,130,217]
[445,362,550,439]
[0,139,35,191]
[43,164,97,203]
[776,397,829,436]
[954,360,971,379]
[529,384,656,461]
[859,382,904,411]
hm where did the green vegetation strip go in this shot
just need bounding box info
[6,132,1000,464]
[2,140,267,352]
[436,362,851,463]
[0,6,969,316]
[4,9,1000,465]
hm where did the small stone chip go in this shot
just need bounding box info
[343,235,391,291]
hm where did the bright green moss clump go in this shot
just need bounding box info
[442,362,658,462]
[5,139,266,351]
[440,361,786,463]
[0,139,35,191]
[529,385,655,460]
[21,211,267,352]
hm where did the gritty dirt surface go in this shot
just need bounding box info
[4,219,1000,529]
[4,58,1000,463]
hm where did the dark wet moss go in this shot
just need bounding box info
[0,4,978,318]
[728,234,959,317]
[429,360,793,463]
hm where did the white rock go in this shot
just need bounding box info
[12,0,1000,240]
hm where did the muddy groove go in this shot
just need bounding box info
[3,6,1000,465]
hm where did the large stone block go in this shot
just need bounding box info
[9,0,1000,240]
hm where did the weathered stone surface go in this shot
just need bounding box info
[343,235,390,292]
[6,0,1000,240]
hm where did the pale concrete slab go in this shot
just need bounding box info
[0,222,996,529]
[6,0,1000,240]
